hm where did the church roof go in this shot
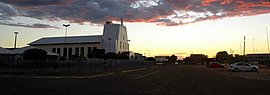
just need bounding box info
[29,35,102,45]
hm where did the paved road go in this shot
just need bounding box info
[1,65,270,95]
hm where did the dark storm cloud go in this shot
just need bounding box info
[0,22,60,28]
[0,0,74,7]
[0,0,269,27]
[0,2,19,20]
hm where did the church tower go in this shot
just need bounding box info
[102,19,129,53]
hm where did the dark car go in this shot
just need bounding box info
[208,62,224,68]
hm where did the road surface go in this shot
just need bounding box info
[1,65,270,95]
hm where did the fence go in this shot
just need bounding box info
[0,58,155,75]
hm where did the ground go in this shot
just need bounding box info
[1,65,270,95]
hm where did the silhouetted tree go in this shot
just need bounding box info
[104,52,118,59]
[23,48,47,61]
[146,57,156,61]
[183,57,192,64]
[104,52,129,59]
[216,51,229,63]
[170,54,178,62]
[87,49,105,58]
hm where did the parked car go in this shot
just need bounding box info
[228,62,259,72]
[208,62,224,68]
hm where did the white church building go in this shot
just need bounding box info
[29,20,129,58]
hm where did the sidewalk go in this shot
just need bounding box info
[208,68,270,80]
[236,69,270,80]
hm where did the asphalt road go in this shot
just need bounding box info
[1,65,270,95]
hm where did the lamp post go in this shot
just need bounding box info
[266,27,270,65]
[127,40,131,52]
[243,36,246,72]
[243,36,246,56]
[252,39,255,63]
[14,31,18,48]
[107,38,112,52]
[63,24,70,58]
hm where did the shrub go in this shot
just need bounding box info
[23,48,47,61]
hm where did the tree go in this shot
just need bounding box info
[170,54,178,62]
[146,57,156,61]
[216,51,229,63]
[23,48,47,61]
[87,49,105,58]
[104,52,129,59]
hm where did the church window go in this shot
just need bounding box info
[80,47,84,57]
[75,47,79,56]
[52,48,56,53]
[120,42,122,49]
[68,48,72,56]
[57,48,61,55]
[63,48,67,56]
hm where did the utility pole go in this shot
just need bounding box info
[243,36,246,72]
[63,24,70,58]
[267,27,270,53]
[267,27,270,75]
[14,31,18,48]
[243,36,246,56]
[252,39,256,63]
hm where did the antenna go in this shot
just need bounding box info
[120,18,123,25]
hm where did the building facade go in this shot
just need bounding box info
[246,53,270,64]
[29,21,129,58]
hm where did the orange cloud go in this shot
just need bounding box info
[0,0,270,27]
[202,0,219,6]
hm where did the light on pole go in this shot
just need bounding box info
[243,36,246,56]
[127,40,130,52]
[243,36,246,72]
[107,38,112,52]
[63,24,70,58]
[14,31,18,48]
[267,27,270,53]
[252,39,256,63]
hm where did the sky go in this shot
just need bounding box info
[0,0,270,59]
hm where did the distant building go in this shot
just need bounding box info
[29,20,129,58]
[155,56,169,62]
[0,46,58,65]
[246,53,270,64]
[134,53,144,60]
[190,54,208,64]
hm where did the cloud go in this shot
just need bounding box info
[0,0,269,27]
[174,52,188,55]
[0,22,60,29]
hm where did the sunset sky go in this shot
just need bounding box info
[0,0,270,59]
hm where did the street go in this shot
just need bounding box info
[1,65,270,95]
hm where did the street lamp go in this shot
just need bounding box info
[243,36,246,56]
[63,24,70,57]
[252,39,256,63]
[14,31,18,48]
[127,40,131,52]
[107,38,112,52]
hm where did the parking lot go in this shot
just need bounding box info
[1,65,270,95]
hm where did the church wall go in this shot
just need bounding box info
[34,43,101,57]
[102,23,129,53]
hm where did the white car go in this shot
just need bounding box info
[228,62,259,72]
